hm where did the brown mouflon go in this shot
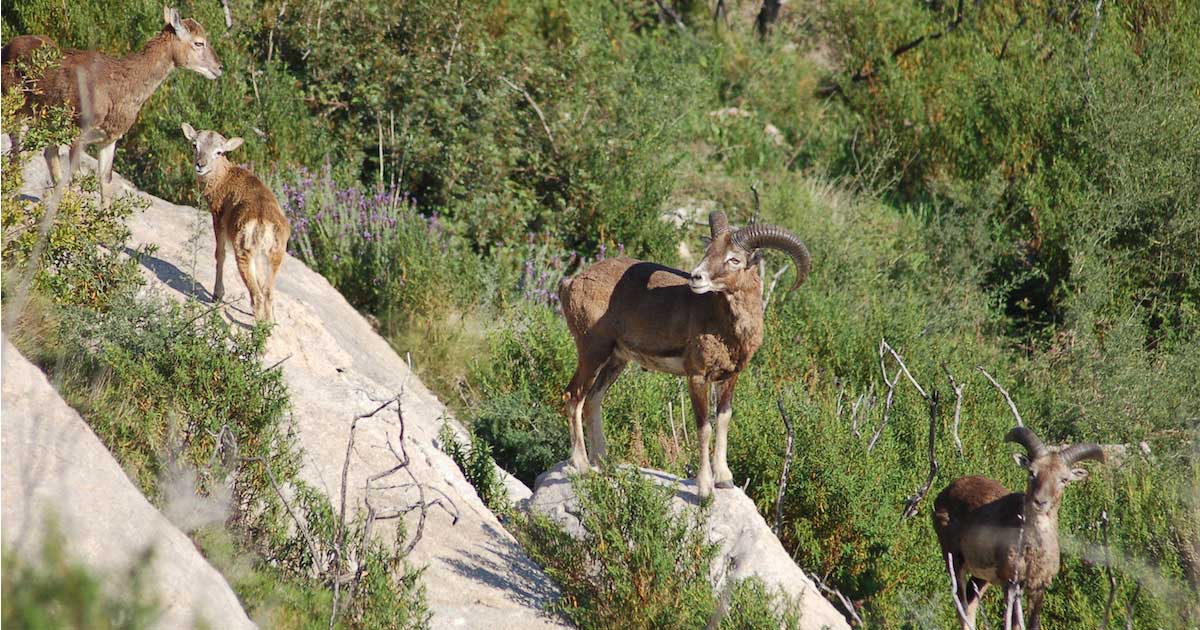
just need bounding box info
[2,7,222,206]
[933,427,1105,630]
[559,211,811,499]
[182,123,289,323]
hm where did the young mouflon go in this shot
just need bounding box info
[182,123,289,322]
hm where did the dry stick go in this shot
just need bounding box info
[244,454,324,573]
[902,389,939,519]
[944,365,966,455]
[772,399,796,536]
[977,366,1025,427]
[762,264,789,312]
[849,390,868,439]
[330,398,400,628]
[813,571,864,626]
[947,553,977,630]
[652,0,687,31]
[1123,583,1140,630]
[880,339,927,398]
[1004,513,1027,630]
[668,401,680,452]
[498,76,559,157]
[867,367,901,452]
[220,0,233,27]
[1099,510,1118,630]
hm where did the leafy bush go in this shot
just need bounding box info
[515,467,800,629]
[438,422,509,514]
[2,525,160,630]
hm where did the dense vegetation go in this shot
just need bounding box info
[4,0,1198,627]
[0,93,428,628]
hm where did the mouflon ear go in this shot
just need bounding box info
[181,122,197,141]
[165,7,192,40]
[222,137,244,153]
[1013,453,1032,470]
[1068,467,1090,483]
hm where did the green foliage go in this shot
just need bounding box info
[438,422,509,515]
[515,467,800,629]
[2,526,160,630]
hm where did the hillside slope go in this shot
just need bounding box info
[1,338,257,630]
[16,149,566,629]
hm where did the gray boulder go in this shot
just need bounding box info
[1,339,256,630]
[526,463,851,630]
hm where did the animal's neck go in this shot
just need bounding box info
[114,32,177,110]
[720,283,764,358]
[200,161,233,209]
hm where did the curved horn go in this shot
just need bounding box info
[731,224,811,290]
[708,211,730,238]
[1058,443,1106,466]
[1005,427,1048,460]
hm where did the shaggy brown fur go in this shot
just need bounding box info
[932,429,1105,630]
[184,125,289,323]
[2,8,221,206]
[559,212,809,499]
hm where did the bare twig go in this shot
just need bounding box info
[948,553,977,630]
[330,397,399,628]
[867,367,901,452]
[902,389,939,519]
[976,366,1024,427]
[944,365,966,455]
[220,0,233,27]
[880,339,927,398]
[1005,513,1026,630]
[1123,583,1140,630]
[773,399,796,536]
[652,0,687,31]
[1100,510,1117,629]
[1084,0,1104,87]
[750,180,762,223]
[499,76,559,157]
[762,264,789,312]
[813,571,863,626]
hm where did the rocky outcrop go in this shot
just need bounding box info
[1,339,256,630]
[15,149,566,628]
[526,463,851,630]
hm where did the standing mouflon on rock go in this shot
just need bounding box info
[2,7,222,207]
[182,123,289,323]
[933,427,1106,630]
[559,211,811,499]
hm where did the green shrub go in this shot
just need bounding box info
[438,422,509,515]
[2,526,160,630]
[515,467,801,629]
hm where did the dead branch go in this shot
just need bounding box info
[814,571,863,626]
[331,397,399,628]
[944,365,966,455]
[1005,513,1027,630]
[1100,510,1117,629]
[220,0,233,27]
[652,0,687,31]
[867,367,901,452]
[499,76,559,157]
[976,366,1024,427]
[773,399,796,536]
[880,339,927,398]
[902,389,939,519]
[762,264,789,312]
[712,0,729,29]
[1124,583,1140,630]
[947,553,976,630]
